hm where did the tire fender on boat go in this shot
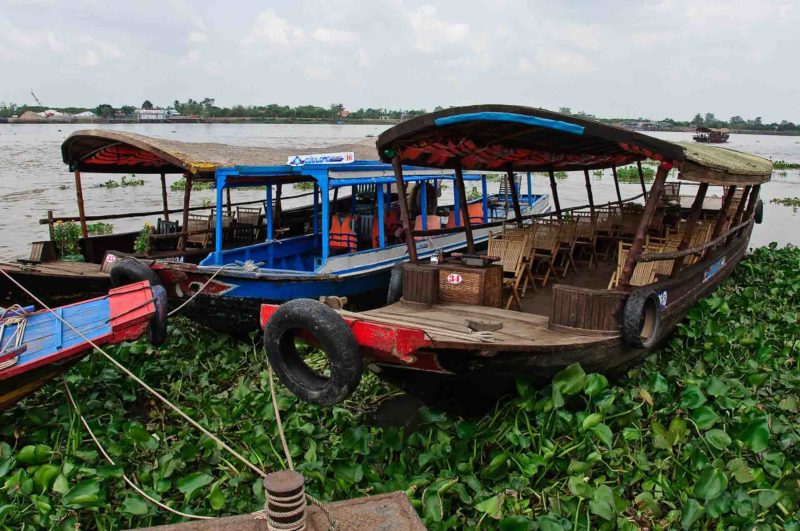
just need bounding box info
[387,262,404,305]
[621,288,663,349]
[148,285,169,346]
[110,259,162,288]
[754,199,764,224]
[263,299,363,406]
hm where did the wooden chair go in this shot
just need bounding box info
[499,225,538,296]
[487,236,528,310]
[608,242,657,289]
[210,211,235,244]
[555,219,578,277]
[573,213,597,269]
[185,214,212,248]
[594,208,616,261]
[530,222,560,287]
[150,218,180,252]
[235,206,261,242]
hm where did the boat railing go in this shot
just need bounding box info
[636,218,752,263]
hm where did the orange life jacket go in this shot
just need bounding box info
[371,209,402,248]
[445,203,484,228]
[413,215,442,241]
[330,214,357,252]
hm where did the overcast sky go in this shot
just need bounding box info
[0,0,797,122]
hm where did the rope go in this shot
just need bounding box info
[166,259,263,318]
[0,267,268,480]
[62,381,213,520]
[0,306,30,371]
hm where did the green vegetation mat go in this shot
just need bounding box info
[1,245,799,530]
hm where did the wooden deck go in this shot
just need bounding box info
[0,261,107,278]
[362,299,619,352]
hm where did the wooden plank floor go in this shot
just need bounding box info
[0,261,107,278]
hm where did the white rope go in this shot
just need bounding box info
[0,268,268,480]
[167,263,238,317]
[62,381,213,520]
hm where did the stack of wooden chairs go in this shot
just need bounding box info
[607,242,658,289]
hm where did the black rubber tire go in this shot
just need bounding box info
[110,259,161,288]
[621,288,663,349]
[386,263,404,305]
[148,285,169,347]
[263,299,362,406]
[754,199,764,224]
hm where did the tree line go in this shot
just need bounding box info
[1,100,798,131]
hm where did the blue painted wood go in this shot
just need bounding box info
[481,176,488,223]
[434,112,585,135]
[54,308,63,349]
[377,184,385,249]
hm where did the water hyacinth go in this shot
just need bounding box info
[0,245,798,529]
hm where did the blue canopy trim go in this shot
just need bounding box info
[434,112,585,136]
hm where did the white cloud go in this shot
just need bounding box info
[304,65,333,81]
[241,9,302,49]
[312,27,356,45]
[535,48,594,76]
[517,57,534,74]
[188,31,206,44]
[0,24,123,67]
[408,5,470,54]
[357,48,371,68]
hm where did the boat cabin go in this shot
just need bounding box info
[693,127,730,143]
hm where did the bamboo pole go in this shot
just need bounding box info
[618,164,669,286]
[611,166,623,206]
[179,173,193,251]
[455,163,475,253]
[391,155,418,262]
[583,169,595,216]
[548,171,562,220]
[160,172,169,221]
[637,161,647,200]
[73,170,89,237]
[506,168,523,224]
[670,182,708,278]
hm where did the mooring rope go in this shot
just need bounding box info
[0,310,28,371]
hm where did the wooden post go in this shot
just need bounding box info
[670,182,708,278]
[619,164,669,287]
[725,186,751,244]
[455,163,475,254]
[611,166,623,206]
[391,155,418,262]
[637,161,647,200]
[73,170,89,237]
[710,186,737,242]
[743,184,760,220]
[274,184,283,229]
[160,172,170,221]
[178,173,193,251]
[47,210,55,239]
[583,169,595,216]
[226,188,232,216]
[506,168,523,224]
[548,170,562,220]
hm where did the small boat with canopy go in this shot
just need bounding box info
[259,105,771,408]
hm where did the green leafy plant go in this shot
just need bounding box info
[771,197,800,208]
[615,165,654,183]
[94,175,145,189]
[170,178,213,192]
[133,222,153,254]
[772,160,800,169]
[87,222,114,236]
[293,181,315,191]
[592,169,604,179]
[467,186,481,200]
[51,221,81,257]
[0,246,798,529]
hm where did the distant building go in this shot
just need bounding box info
[74,111,96,118]
[136,108,167,122]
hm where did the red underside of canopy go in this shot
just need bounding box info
[82,145,171,169]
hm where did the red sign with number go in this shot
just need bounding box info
[447,273,463,285]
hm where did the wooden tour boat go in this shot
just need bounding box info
[259,105,770,409]
[693,127,730,143]
[0,280,166,411]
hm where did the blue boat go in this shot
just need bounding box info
[140,160,549,334]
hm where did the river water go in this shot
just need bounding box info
[0,124,798,259]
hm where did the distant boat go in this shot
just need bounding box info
[693,127,730,143]
[0,281,166,411]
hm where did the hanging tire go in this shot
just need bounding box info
[110,259,161,288]
[386,262,404,305]
[754,199,764,224]
[621,288,663,349]
[263,299,363,406]
[148,285,169,347]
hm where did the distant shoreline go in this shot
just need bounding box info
[1,119,799,136]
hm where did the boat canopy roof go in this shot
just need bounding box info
[376,105,772,185]
[61,129,378,178]
[695,127,730,133]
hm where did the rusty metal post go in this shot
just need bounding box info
[548,170,562,220]
[73,170,89,237]
[391,155,418,262]
[160,172,169,221]
[637,161,647,200]
[611,165,623,206]
[455,163,475,253]
[583,169,595,216]
[506,168,523,224]
[179,173,193,251]
[670,182,708,278]
[619,163,669,287]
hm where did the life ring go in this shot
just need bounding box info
[621,289,663,348]
[110,259,161,288]
[263,299,363,406]
[754,199,764,224]
[386,262,404,305]
[148,285,169,346]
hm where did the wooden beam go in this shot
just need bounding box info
[391,155,418,262]
[670,182,708,278]
[637,161,647,200]
[160,172,169,221]
[548,170,562,220]
[226,188,232,216]
[710,186,737,242]
[619,164,669,287]
[611,165,623,206]
[455,163,476,253]
[274,183,283,228]
[178,173,193,251]
[583,169,595,216]
[73,170,89,238]
[506,168,523,224]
